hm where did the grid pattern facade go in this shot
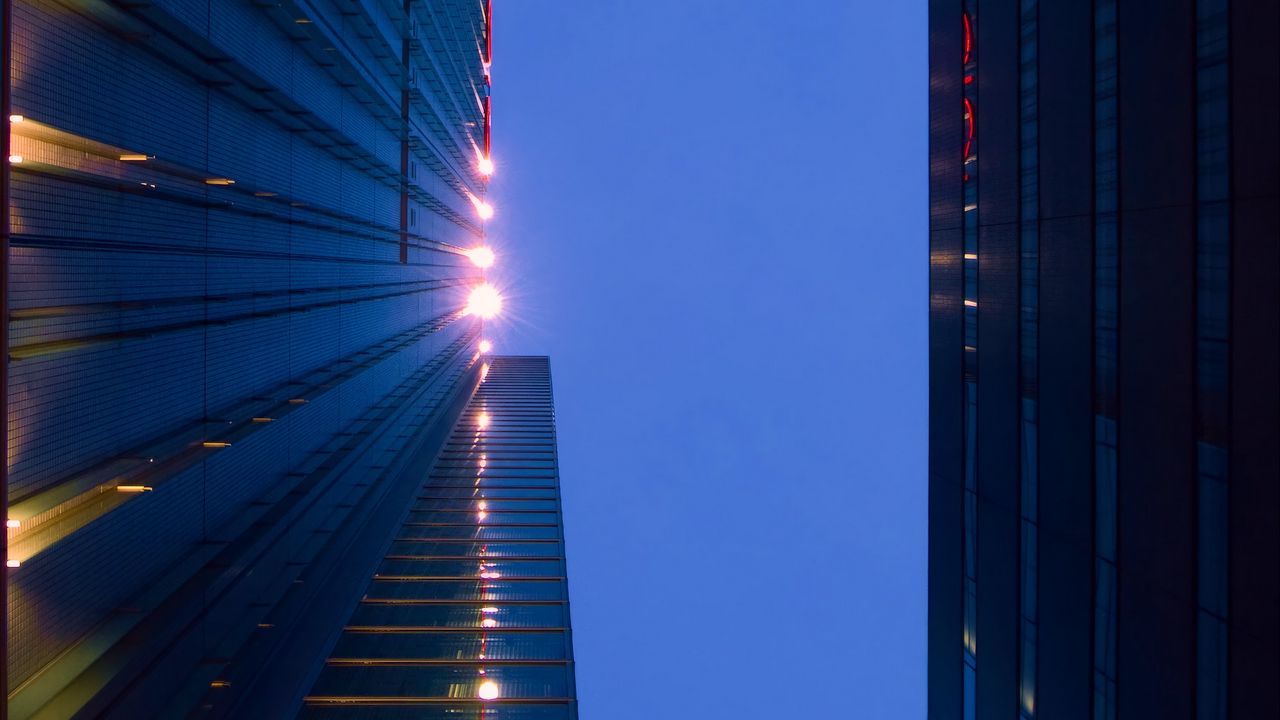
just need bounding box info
[928,1,1278,719]
[3,1,493,716]
[303,356,579,720]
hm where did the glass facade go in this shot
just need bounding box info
[931,1,1279,717]
[1092,1,1120,716]
[303,356,578,719]
[2,1,502,715]
[1194,1,1230,717]
[960,7,979,719]
[1018,1,1039,717]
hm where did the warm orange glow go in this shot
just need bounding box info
[466,246,496,268]
[202,441,232,448]
[477,680,500,700]
[465,284,503,319]
[477,412,491,429]
[479,339,493,354]
[116,485,153,493]
[964,253,978,260]
[251,417,274,423]
[119,154,149,161]
[205,178,236,186]
[478,156,495,176]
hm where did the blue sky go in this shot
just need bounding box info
[487,2,927,716]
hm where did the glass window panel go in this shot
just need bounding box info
[407,512,561,525]
[301,704,574,720]
[310,663,571,699]
[415,499,559,512]
[398,526,562,540]
[366,579,566,602]
[387,541,563,559]
[332,630,569,661]
[349,602,569,629]
[378,559,563,578]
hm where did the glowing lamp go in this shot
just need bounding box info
[6,519,20,529]
[481,618,499,629]
[477,412,491,429]
[478,156,495,176]
[8,155,23,164]
[6,560,19,569]
[474,200,494,220]
[464,284,503,319]
[479,340,493,354]
[480,607,500,614]
[8,115,23,123]
[466,246,496,268]
[478,680,500,700]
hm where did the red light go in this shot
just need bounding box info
[963,98,975,161]
[964,75,974,85]
[963,13,973,65]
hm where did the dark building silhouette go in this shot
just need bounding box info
[929,1,1277,719]
[0,2,579,718]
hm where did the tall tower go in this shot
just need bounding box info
[928,1,1278,718]
[0,2,561,718]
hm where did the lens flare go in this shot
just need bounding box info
[465,284,503,319]
[466,246,496,268]
[478,156,495,176]
[478,339,493,354]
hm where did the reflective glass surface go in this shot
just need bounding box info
[304,358,577,716]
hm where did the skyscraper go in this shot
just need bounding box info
[929,2,1277,719]
[0,2,581,718]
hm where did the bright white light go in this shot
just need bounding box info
[478,339,493,354]
[480,571,501,579]
[477,412,491,429]
[478,680,500,700]
[477,511,488,520]
[478,501,488,510]
[478,156,495,176]
[481,618,499,628]
[473,199,494,220]
[9,115,23,123]
[8,155,22,164]
[480,606,500,614]
[465,284,503,319]
[6,560,19,569]
[466,246,496,268]
[5,519,19,529]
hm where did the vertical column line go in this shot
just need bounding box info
[1,0,11,715]
[1018,0,1040,716]
[1092,1,1120,716]
[1193,1,1231,717]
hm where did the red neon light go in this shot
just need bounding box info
[963,98,975,160]
[962,13,973,65]
[486,0,493,64]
